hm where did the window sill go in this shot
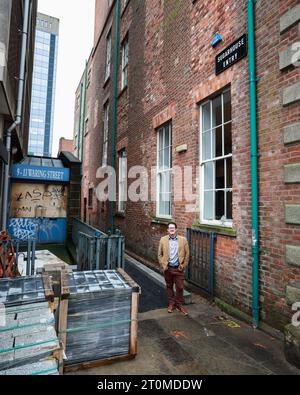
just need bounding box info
[121,0,130,17]
[103,76,110,88]
[151,217,173,225]
[118,85,128,98]
[192,222,237,237]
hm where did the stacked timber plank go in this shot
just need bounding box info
[62,269,140,371]
[0,302,61,374]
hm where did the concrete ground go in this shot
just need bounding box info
[66,262,300,376]
[67,297,300,375]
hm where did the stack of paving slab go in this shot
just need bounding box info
[0,302,60,375]
[0,275,51,307]
[64,270,136,366]
[0,275,60,375]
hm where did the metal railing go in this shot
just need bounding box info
[0,238,37,277]
[72,219,125,271]
[77,232,125,271]
[186,228,216,296]
[72,218,104,246]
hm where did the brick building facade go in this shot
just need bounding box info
[74,0,300,331]
[58,137,74,156]
[0,0,38,227]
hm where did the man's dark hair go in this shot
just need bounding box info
[167,222,177,229]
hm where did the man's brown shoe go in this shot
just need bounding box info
[176,305,188,316]
[168,305,174,313]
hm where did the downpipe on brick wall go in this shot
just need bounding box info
[2,0,31,231]
[248,0,260,329]
[110,0,121,233]
[77,81,83,159]
[81,61,88,165]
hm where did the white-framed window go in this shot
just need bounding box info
[121,36,129,90]
[84,118,89,136]
[118,151,127,212]
[102,102,109,167]
[200,89,232,226]
[105,31,112,81]
[157,123,172,218]
[87,66,92,88]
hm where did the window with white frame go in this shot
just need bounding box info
[84,118,89,136]
[118,151,127,212]
[105,31,112,81]
[200,89,232,225]
[121,36,129,90]
[87,66,92,88]
[102,102,109,167]
[157,123,172,218]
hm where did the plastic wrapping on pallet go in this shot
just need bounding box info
[0,359,58,375]
[64,270,134,365]
[0,303,60,372]
[0,276,52,307]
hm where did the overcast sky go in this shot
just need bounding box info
[38,0,95,157]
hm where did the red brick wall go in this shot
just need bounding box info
[58,138,74,155]
[256,0,300,327]
[80,0,300,330]
[7,0,37,153]
[94,0,111,46]
[81,5,117,230]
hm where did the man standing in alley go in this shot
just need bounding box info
[158,222,190,316]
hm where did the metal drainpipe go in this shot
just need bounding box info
[248,0,260,329]
[81,61,88,164]
[77,82,83,159]
[2,0,31,231]
[110,0,120,233]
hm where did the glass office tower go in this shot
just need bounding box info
[28,13,59,157]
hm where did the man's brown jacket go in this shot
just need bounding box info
[158,235,190,272]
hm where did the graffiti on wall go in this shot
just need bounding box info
[11,184,68,219]
[8,218,67,243]
[38,218,61,241]
[8,218,38,239]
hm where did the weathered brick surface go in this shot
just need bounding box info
[77,0,300,330]
[4,0,37,149]
[0,0,37,227]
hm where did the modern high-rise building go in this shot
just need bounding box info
[28,12,59,157]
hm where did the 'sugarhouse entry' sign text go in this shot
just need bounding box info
[216,34,248,75]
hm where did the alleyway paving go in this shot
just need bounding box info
[67,261,300,376]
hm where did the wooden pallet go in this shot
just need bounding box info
[41,272,55,302]
[59,269,140,374]
[64,353,136,373]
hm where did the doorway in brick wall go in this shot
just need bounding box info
[186,228,216,297]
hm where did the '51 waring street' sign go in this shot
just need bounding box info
[216,34,248,75]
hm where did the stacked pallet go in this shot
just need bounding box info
[0,302,61,374]
[61,269,140,372]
